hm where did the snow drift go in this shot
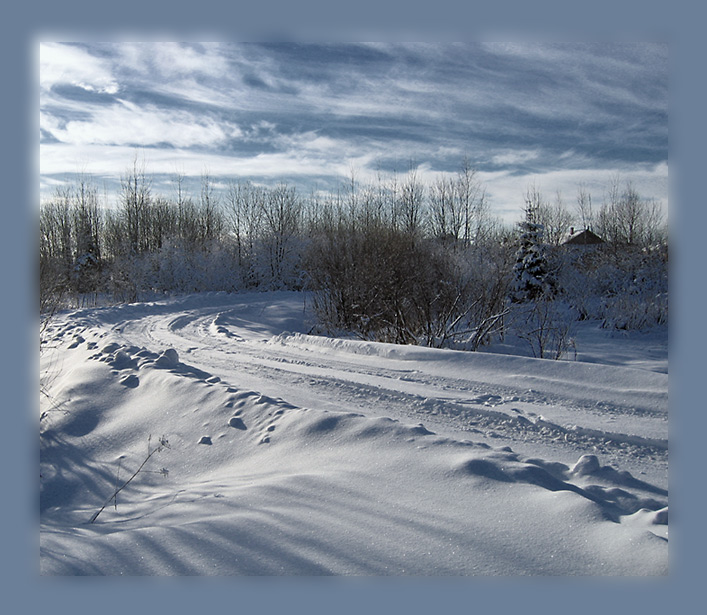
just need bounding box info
[40,292,668,575]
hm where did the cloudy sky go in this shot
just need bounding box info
[39,41,668,223]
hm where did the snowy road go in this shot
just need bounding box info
[87,291,668,490]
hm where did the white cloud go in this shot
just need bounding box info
[39,143,352,182]
[38,42,667,225]
[40,42,119,94]
[42,99,240,148]
[116,42,230,79]
[491,150,540,166]
[270,131,346,156]
[155,43,229,77]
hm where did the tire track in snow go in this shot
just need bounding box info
[107,297,667,488]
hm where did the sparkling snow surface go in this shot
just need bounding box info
[40,292,668,575]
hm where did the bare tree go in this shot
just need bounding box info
[537,190,574,246]
[456,157,487,246]
[199,171,224,244]
[39,191,73,295]
[171,171,199,246]
[119,154,152,255]
[399,165,425,237]
[39,199,70,319]
[225,180,265,284]
[575,183,594,231]
[260,183,302,285]
[39,178,103,309]
[429,175,460,243]
[150,197,179,251]
[597,176,665,247]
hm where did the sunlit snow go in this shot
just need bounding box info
[40,292,667,575]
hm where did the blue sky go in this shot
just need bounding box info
[39,41,668,223]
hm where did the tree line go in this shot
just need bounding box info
[39,158,668,356]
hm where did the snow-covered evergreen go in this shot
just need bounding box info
[511,197,555,303]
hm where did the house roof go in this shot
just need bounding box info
[562,228,604,246]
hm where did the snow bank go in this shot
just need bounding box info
[269,330,668,416]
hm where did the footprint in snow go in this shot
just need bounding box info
[198,436,212,445]
[119,374,139,388]
[228,417,247,430]
[101,342,121,355]
[67,336,84,349]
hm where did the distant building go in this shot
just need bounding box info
[562,227,604,246]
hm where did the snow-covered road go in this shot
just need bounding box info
[103,292,668,489]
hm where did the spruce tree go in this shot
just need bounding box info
[512,196,553,302]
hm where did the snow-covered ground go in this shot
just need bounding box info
[39,291,668,575]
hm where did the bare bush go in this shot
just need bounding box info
[553,243,667,330]
[305,207,514,349]
[90,435,170,524]
[512,298,577,360]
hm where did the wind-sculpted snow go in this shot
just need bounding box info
[40,292,668,575]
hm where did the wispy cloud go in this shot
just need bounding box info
[39,41,668,221]
[41,99,240,148]
[491,150,540,167]
[123,42,230,79]
[40,42,119,94]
